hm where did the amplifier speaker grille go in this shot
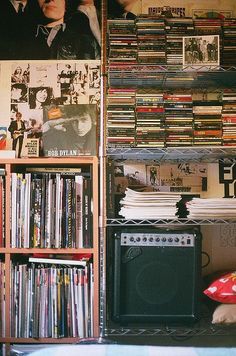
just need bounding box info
[112,230,202,324]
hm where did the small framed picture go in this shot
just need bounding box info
[183,35,220,67]
[146,165,160,187]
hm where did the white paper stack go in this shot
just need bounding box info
[186,197,236,218]
[119,188,181,219]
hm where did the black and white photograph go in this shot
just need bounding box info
[29,87,53,110]
[11,83,28,103]
[11,64,30,84]
[183,35,220,66]
[146,165,160,187]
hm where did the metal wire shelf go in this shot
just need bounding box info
[108,65,236,89]
[105,323,236,337]
[107,218,236,226]
[106,146,236,162]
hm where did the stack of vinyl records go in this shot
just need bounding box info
[222,18,236,67]
[136,16,166,64]
[164,92,193,147]
[119,188,181,219]
[186,197,236,218]
[193,91,222,145]
[107,88,136,147]
[107,19,137,65]
[222,90,236,145]
[135,89,165,147]
[165,17,194,65]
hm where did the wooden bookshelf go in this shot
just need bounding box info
[0,157,99,349]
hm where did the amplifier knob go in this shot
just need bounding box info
[162,237,166,242]
[175,237,179,242]
[130,237,134,242]
[136,237,141,242]
[155,237,160,242]
[149,237,154,242]
[168,238,173,242]
[143,237,147,242]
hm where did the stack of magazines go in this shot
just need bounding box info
[119,188,181,219]
[186,197,236,218]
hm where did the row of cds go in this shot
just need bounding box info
[107,89,236,147]
[108,17,236,66]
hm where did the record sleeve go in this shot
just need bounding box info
[42,104,97,157]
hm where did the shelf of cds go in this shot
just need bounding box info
[104,8,236,341]
[0,157,99,344]
[106,16,236,150]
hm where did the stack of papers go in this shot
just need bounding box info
[186,198,236,218]
[119,188,181,219]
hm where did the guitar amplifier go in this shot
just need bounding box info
[112,228,202,324]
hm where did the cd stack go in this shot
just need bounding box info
[222,90,236,146]
[135,89,165,147]
[136,16,166,64]
[193,91,222,146]
[107,19,137,65]
[107,88,136,147]
[164,92,193,147]
[194,18,222,36]
[107,19,137,88]
[194,17,222,62]
[222,18,236,67]
[165,17,194,65]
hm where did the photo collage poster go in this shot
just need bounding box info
[0,61,100,157]
[113,161,208,194]
[0,63,7,151]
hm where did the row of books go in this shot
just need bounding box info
[0,261,5,337]
[10,257,93,338]
[11,168,93,249]
[108,17,236,66]
[107,89,236,147]
[0,172,5,248]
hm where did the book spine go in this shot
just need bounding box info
[106,160,115,218]
[75,175,83,248]
[0,177,3,248]
[83,178,92,248]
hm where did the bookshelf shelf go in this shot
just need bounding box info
[0,248,95,254]
[0,337,86,343]
[0,157,100,346]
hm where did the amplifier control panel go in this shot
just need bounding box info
[120,232,195,247]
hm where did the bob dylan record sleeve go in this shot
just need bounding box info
[42,104,97,157]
